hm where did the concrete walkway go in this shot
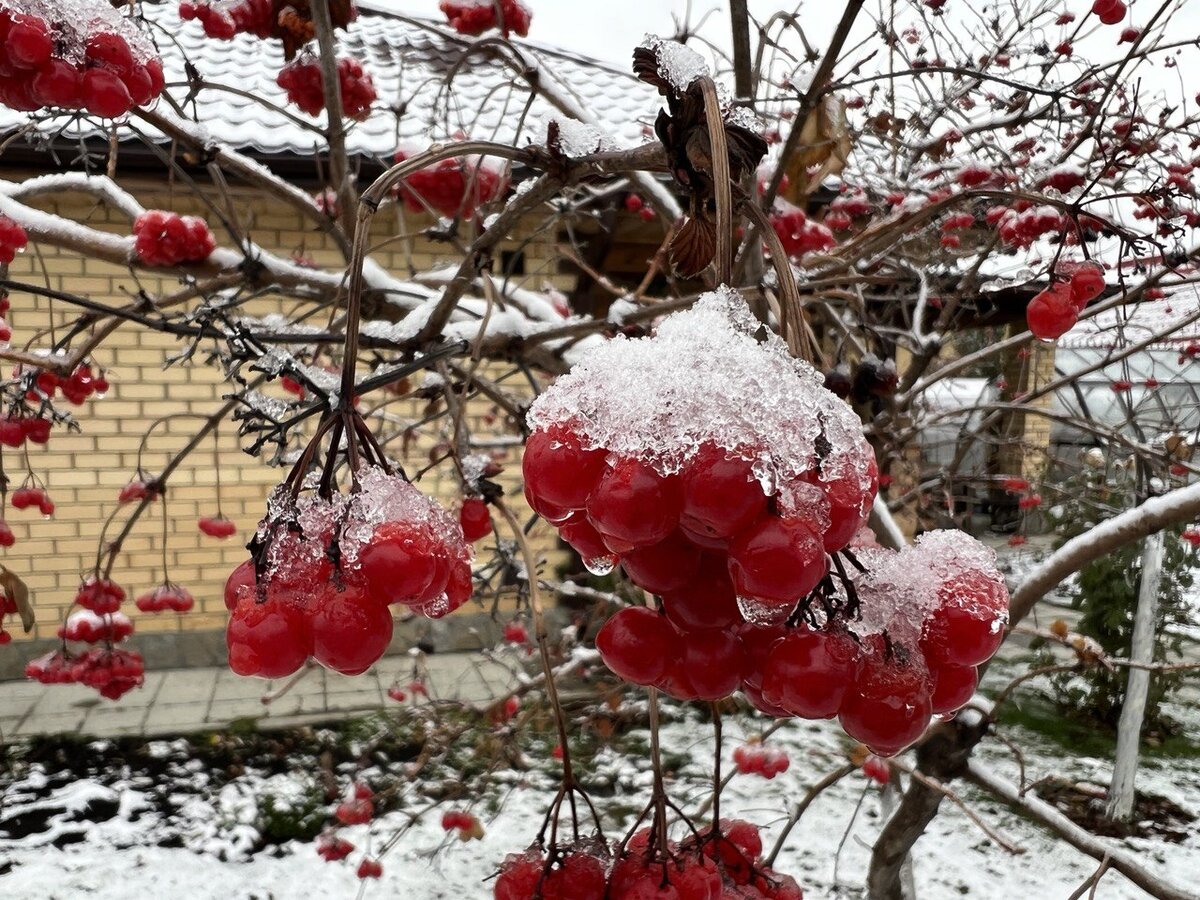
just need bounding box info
[0,652,517,741]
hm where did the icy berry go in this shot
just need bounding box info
[839,653,933,756]
[310,585,394,676]
[596,606,677,686]
[587,457,683,552]
[761,628,859,718]
[523,425,607,512]
[728,516,826,612]
[678,444,767,545]
[226,596,312,678]
[199,515,237,538]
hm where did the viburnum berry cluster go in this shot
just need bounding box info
[494,821,802,900]
[198,514,237,538]
[28,587,146,699]
[0,0,165,116]
[136,583,195,613]
[439,0,532,38]
[225,466,472,680]
[11,361,108,408]
[393,144,510,219]
[1026,260,1107,341]
[769,200,836,257]
[276,55,376,120]
[0,214,28,263]
[178,0,272,40]
[732,743,790,779]
[526,288,1007,756]
[10,482,54,515]
[132,210,217,266]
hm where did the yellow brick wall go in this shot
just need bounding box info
[2,175,569,642]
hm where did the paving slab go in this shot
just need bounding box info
[14,710,85,737]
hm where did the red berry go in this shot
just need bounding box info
[82,68,133,117]
[1092,0,1126,25]
[460,497,492,542]
[310,585,393,676]
[226,596,312,678]
[558,513,617,573]
[728,516,826,614]
[839,653,933,756]
[356,521,449,605]
[5,16,52,69]
[503,621,528,644]
[930,664,978,714]
[31,59,82,108]
[920,571,1008,667]
[523,425,607,512]
[86,32,135,75]
[1068,261,1105,306]
[660,553,742,631]
[761,628,859,718]
[586,457,683,552]
[495,851,543,900]
[662,628,745,701]
[596,606,677,686]
[620,530,701,594]
[543,853,606,900]
[198,515,237,538]
[678,444,767,545]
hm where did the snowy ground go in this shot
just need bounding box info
[1,672,1197,900]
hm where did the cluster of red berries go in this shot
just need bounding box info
[11,484,53,515]
[199,514,237,538]
[0,590,18,643]
[179,0,272,40]
[136,584,195,613]
[133,210,217,267]
[441,809,484,840]
[624,194,658,222]
[1092,0,1126,25]
[225,468,472,680]
[26,647,145,699]
[0,214,28,263]
[732,743,790,779]
[0,6,164,116]
[993,204,1068,247]
[440,0,532,37]
[769,200,836,257]
[1026,260,1106,341]
[14,362,108,408]
[495,822,801,900]
[393,146,509,219]
[58,609,134,643]
[0,416,50,447]
[276,55,376,120]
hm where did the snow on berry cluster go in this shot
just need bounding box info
[393,144,510,219]
[178,0,272,40]
[494,822,801,900]
[525,287,876,614]
[224,467,472,680]
[132,210,217,266]
[0,0,164,116]
[0,214,28,264]
[276,55,377,120]
[439,0,531,38]
[1026,260,1106,341]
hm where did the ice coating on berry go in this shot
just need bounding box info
[526,286,874,499]
[0,0,158,66]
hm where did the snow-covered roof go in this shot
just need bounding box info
[0,3,661,160]
[1059,294,1200,350]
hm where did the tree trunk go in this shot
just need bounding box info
[1106,530,1164,821]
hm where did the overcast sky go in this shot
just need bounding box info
[396,1,1199,80]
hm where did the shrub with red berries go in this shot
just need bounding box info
[133,210,216,267]
[393,144,510,219]
[0,2,165,116]
[225,466,472,680]
[276,54,377,121]
[440,0,532,38]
